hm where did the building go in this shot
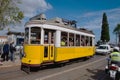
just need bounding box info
[7,31,24,46]
[0,36,8,44]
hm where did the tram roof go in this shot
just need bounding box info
[25,17,95,37]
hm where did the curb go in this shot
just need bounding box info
[0,63,21,68]
[0,55,21,68]
[0,60,21,68]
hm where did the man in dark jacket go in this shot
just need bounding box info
[10,42,16,61]
[3,42,9,61]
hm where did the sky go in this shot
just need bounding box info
[0,0,120,43]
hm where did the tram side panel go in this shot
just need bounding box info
[22,45,44,66]
[54,47,95,62]
[75,47,95,58]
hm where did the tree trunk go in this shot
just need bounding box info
[116,34,118,45]
[118,33,120,47]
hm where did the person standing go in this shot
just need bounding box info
[10,42,16,62]
[3,42,10,61]
[61,38,66,46]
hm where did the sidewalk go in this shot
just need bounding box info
[0,54,21,68]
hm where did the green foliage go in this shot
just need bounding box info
[113,24,120,34]
[96,40,102,46]
[0,0,24,30]
[100,12,110,42]
[113,24,120,44]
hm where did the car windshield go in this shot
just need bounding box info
[98,46,107,49]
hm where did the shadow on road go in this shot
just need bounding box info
[30,58,90,72]
[86,68,111,80]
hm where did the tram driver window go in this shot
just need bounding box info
[25,28,29,44]
[30,27,41,44]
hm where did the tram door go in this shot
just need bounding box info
[43,29,55,61]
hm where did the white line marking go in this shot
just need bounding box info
[35,57,105,80]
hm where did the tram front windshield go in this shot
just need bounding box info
[25,27,41,44]
[25,28,29,44]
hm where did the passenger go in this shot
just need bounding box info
[51,38,54,44]
[81,39,85,46]
[86,40,90,46]
[69,38,73,46]
[69,41,73,46]
[61,39,65,46]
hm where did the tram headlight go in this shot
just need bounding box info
[23,52,26,57]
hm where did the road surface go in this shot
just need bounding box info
[0,55,111,80]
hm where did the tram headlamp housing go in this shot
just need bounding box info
[23,52,26,57]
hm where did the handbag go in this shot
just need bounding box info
[1,54,4,58]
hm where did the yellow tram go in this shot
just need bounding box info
[21,13,95,70]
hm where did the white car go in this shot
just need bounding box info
[96,44,112,55]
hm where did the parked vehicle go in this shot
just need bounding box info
[105,58,120,80]
[96,44,112,55]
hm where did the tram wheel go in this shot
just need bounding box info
[21,65,31,74]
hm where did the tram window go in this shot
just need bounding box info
[25,28,29,44]
[44,29,55,44]
[51,46,53,57]
[81,36,85,46]
[76,35,80,46]
[51,32,55,44]
[69,33,74,46]
[61,32,67,46]
[30,27,41,44]
[90,37,92,46]
[44,31,48,44]
[44,46,48,57]
[86,37,90,46]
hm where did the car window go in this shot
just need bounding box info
[98,46,107,49]
[106,47,108,50]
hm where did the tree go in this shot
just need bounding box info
[100,12,110,42]
[113,24,120,44]
[0,0,24,30]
